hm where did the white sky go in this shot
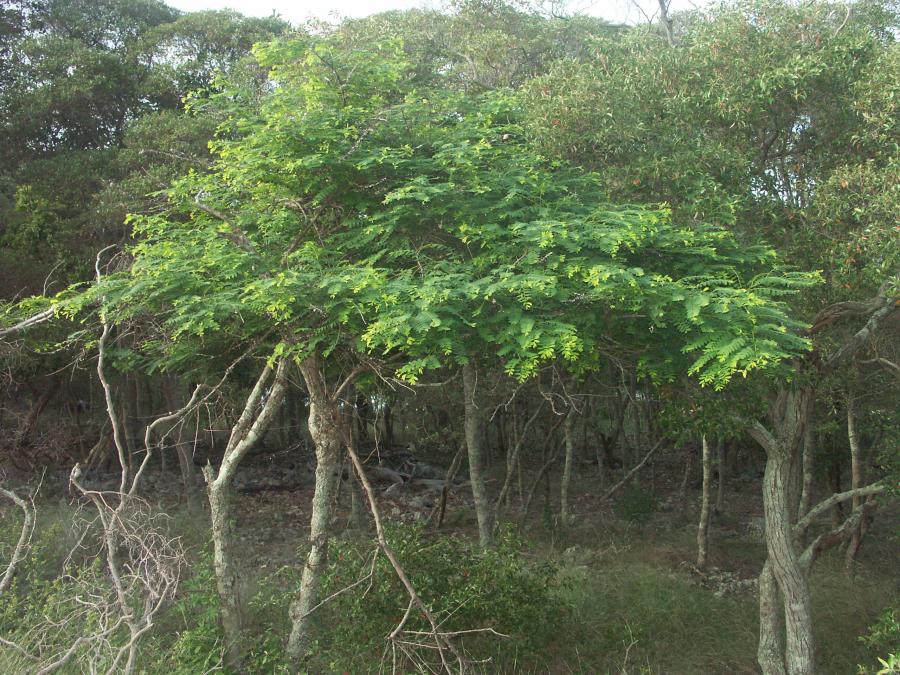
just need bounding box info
[166,0,707,26]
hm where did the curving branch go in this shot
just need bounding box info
[0,486,36,594]
[793,482,886,537]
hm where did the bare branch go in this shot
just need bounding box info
[0,486,36,594]
[0,307,56,339]
[600,437,665,501]
[794,482,887,536]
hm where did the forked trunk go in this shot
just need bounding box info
[204,360,288,673]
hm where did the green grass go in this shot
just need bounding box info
[1,494,896,674]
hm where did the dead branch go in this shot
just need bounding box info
[600,437,665,501]
[0,307,56,339]
[0,485,36,594]
[345,435,467,674]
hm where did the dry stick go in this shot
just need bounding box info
[517,412,567,519]
[522,438,564,521]
[599,438,665,501]
[0,306,56,339]
[0,487,36,594]
[428,445,465,530]
[345,439,466,674]
[493,401,545,524]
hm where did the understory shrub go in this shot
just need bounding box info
[859,604,900,674]
[615,484,659,524]
[312,524,570,672]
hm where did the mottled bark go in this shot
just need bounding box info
[697,435,712,569]
[845,400,870,571]
[798,414,814,523]
[205,360,288,673]
[287,354,346,663]
[758,561,787,675]
[750,388,815,675]
[463,361,494,549]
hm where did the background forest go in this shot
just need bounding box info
[0,0,898,673]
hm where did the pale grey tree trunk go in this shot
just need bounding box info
[762,448,814,675]
[287,354,346,663]
[204,360,288,673]
[205,474,244,671]
[845,399,869,571]
[750,388,815,675]
[758,561,787,675]
[798,413,815,522]
[560,410,575,527]
[463,361,494,549]
[697,434,712,569]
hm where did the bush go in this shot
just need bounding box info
[311,524,570,672]
[859,604,900,674]
[615,484,658,524]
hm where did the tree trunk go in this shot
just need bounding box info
[697,434,712,569]
[798,415,815,523]
[758,561,788,675]
[845,399,870,571]
[560,410,575,527]
[205,360,288,673]
[762,446,815,675]
[715,439,726,514]
[204,472,244,672]
[463,361,494,548]
[287,355,345,663]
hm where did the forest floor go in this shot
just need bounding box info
[214,447,898,673]
[2,447,897,674]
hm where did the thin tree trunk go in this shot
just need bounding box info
[463,361,494,549]
[287,355,346,663]
[715,439,726,514]
[560,409,575,527]
[798,417,814,523]
[697,434,712,569]
[495,401,544,520]
[677,446,692,510]
[845,399,869,571]
[163,376,199,510]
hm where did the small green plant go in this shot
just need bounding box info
[162,553,225,673]
[311,523,570,672]
[615,484,658,524]
[859,604,900,674]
